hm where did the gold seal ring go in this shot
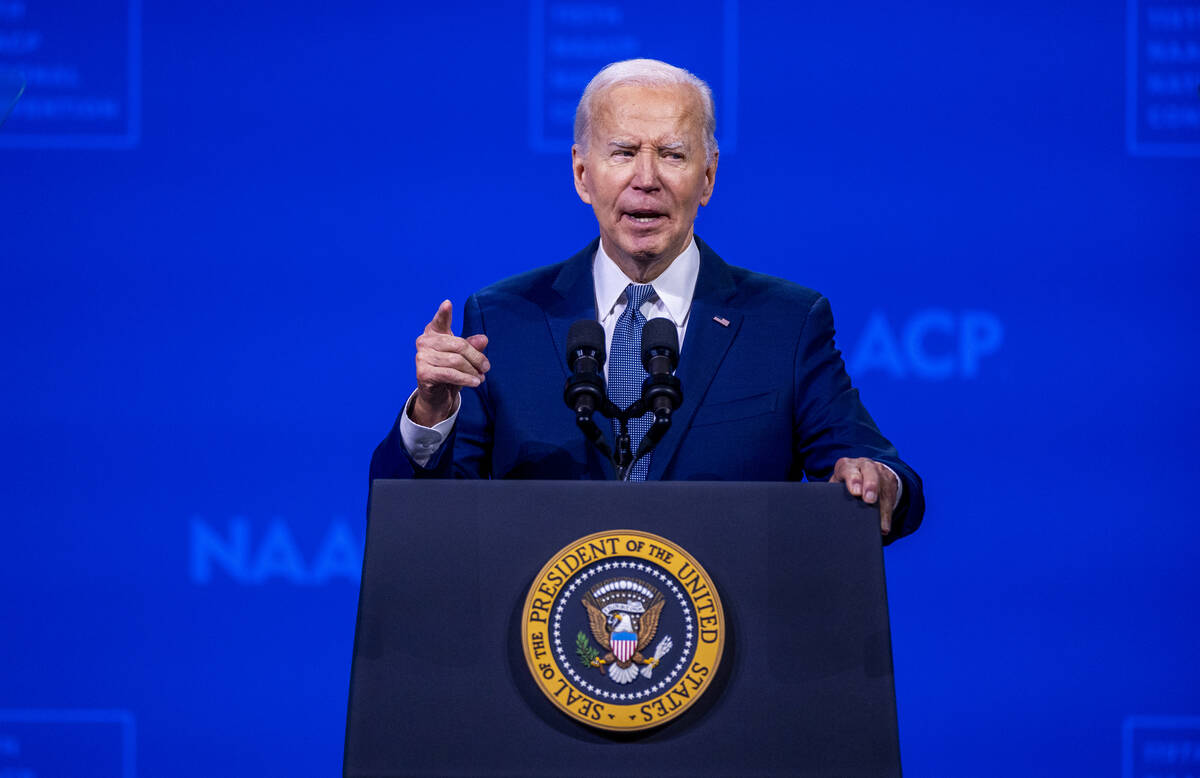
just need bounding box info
[521,529,725,731]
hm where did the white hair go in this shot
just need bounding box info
[573,58,718,164]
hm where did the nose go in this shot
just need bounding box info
[631,149,660,192]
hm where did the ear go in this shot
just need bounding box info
[572,144,593,205]
[698,150,718,207]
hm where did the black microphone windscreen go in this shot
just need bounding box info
[566,319,606,367]
[641,318,679,369]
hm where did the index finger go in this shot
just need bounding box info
[425,299,454,335]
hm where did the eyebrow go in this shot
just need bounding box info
[606,139,689,151]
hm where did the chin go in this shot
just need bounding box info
[627,244,664,260]
[618,236,671,263]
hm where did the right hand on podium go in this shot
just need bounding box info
[411,300,490,427]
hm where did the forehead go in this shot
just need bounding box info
[589,83,705,142]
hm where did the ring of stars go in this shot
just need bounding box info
[551,558,698,702]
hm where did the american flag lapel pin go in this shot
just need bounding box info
[712,315,730,327]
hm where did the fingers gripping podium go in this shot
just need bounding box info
[345,481,902,777]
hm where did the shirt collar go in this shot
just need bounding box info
[593,236,700,326]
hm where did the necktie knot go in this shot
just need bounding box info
[623,283,656,318]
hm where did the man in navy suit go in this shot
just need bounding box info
[371,59,924,541]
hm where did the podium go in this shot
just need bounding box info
[345,481,901,777]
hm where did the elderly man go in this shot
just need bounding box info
[370,59,924,541]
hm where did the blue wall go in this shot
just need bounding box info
[2,1,1198,776]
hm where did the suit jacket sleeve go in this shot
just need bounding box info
[792,295,925,542]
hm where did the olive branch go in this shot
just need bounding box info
[575,631,599,667]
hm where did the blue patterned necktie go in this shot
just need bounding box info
[609,283,656,481]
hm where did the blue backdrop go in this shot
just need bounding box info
[2,1,1198,776]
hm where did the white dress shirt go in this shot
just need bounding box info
[592,236,699,376]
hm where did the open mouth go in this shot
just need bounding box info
[624,210,666,225]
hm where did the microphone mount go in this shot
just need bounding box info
[563,317,683,481]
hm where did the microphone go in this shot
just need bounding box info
[640,317,682,416]
[633,318,682,463]
[563,319,607,418]
[564,319,614,467]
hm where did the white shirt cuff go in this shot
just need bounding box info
[398,389,460,468]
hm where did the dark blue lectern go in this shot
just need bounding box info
[345,481,901,777]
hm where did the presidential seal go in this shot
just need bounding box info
[521,530,725,731]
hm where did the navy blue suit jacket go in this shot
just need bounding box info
[371,237,924,541]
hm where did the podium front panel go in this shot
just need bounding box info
[346,480,900,777]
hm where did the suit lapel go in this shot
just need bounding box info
[543,240,613,479]
[544,238,601,382]
[646,238,742,480]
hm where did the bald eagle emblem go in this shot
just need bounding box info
[577,577,674,685]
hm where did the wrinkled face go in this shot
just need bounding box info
[573,83,718,277]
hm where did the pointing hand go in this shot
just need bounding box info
[411,300,490,427]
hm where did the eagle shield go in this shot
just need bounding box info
[611,631,637,663]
